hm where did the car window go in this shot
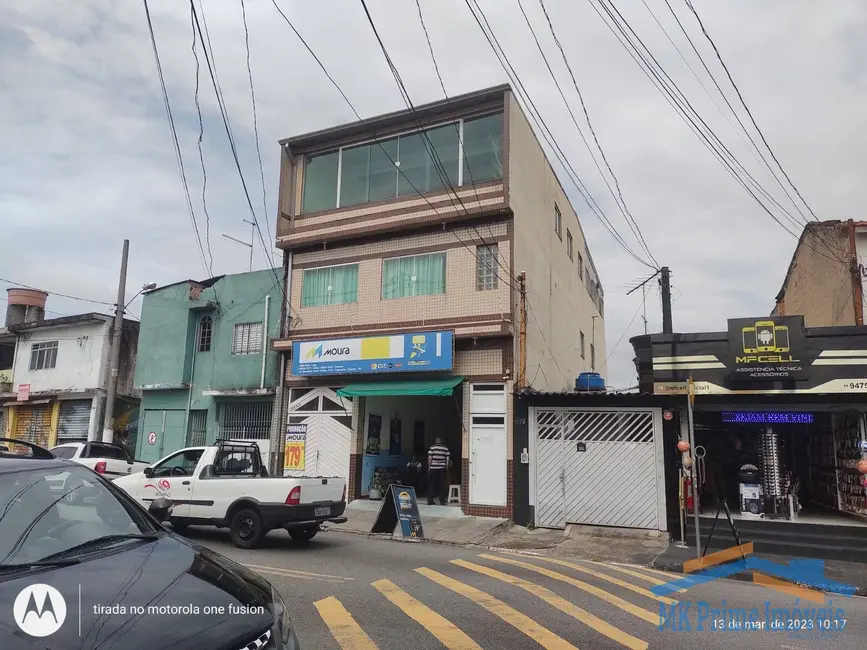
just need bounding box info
[152,449,204,477]
[0,466,156,565]
[214,449,261,475]
[89,444,127,460]
[50,446,78,459]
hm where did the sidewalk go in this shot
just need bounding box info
[328,499,509,545]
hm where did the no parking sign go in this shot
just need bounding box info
[147,432,157,445]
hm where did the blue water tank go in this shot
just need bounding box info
[576,372,605,392]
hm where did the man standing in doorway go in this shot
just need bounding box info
[427,437,450,505]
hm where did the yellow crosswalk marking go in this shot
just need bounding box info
[587,562,687,592]
[507,555,676,605]
[626,564,677,580]
[372,579,483,650]
[416,567,578,650]
[478,554,658,625]
[452,560,648,650]
[314,596,378,649]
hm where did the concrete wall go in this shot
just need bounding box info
[855,226,867,316]
[506,92,606,391]
[773,223,856,326]
[12,321,109,394]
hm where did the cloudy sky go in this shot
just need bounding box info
[2,0,865,388]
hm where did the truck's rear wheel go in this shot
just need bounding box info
[230,508,265,549]
[288,527,318,543]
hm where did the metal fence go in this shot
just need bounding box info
[216,401,273,440]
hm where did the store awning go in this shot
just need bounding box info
[337,377,464,398]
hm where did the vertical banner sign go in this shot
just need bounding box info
[284,423,307,470]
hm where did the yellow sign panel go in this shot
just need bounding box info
[284,441,305,470]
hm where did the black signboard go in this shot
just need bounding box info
[370,483,425,541]
[727,316,809,381]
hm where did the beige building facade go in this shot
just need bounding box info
[272,85,605,518]
[773,220,864,327]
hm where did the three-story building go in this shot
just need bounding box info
[272,85,606,518]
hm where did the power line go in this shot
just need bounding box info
[519,0,658,267]
[587,0,843,264]
[0,277,114,307]
[239,0,274,257]
[681,0,819,222]
[141,0,210,278]
[190,3,214,274]
[463,0,657,270]
[597,296,644,373]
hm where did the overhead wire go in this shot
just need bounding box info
[587,0,843,264]
[597,296,645,373]
[519,0,658,267]
[463,0,657,270]
[0,277,114,307]
[141,0,210,278]
[190,3,214,275]
[682,0,819,222]
[239,0,275,260]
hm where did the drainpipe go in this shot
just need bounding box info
[184,332,197,442]
[261,295,270,388]
[268,250,292,475]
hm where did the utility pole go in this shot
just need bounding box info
[660,266,673,334]
[102,239,129,444]
[517,271,527,389]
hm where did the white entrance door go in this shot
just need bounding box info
[470,416,507,506]
[287,387,352,479]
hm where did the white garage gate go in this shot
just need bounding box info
[531,407,666,531]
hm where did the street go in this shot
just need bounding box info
[185,526,867,650]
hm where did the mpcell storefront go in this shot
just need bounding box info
[280,329,512,517]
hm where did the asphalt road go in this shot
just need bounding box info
[183,526,867,650]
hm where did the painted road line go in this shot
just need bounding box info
[478,554,658,625]
[586,562,687,593]
[372,579,483,650]
[416,567,577,650]
[244,564,353,583]
[452,560,647,650]
[314,596,378,650]
[623,565,679,580]
[514,556,677,605]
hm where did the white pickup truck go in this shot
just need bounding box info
[50,441,150,479]
[114,440,347,548]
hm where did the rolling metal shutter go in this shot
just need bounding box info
[58,400,92,442]
[14,405,53,448]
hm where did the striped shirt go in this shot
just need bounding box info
[428,444,450,470]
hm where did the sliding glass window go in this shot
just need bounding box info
[301,264,359,307]
[382,253,446,299]
[299,112,503,213]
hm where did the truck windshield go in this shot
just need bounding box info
[0,466,158,566]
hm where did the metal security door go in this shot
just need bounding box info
[534,408,664,530]
[14,405,53,449]
[57,400,92,442]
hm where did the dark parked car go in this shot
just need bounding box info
[0,439,299,649]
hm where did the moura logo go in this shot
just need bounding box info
[322,347,350,357]
[13,584,67,637]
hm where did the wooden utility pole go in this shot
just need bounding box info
[517,271,527,389]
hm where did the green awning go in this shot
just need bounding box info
[337,377,464,398]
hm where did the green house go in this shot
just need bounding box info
[134,269,283,464]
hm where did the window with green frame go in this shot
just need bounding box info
[382,253,446,299]
[301,264,359,307]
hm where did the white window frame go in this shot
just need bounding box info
[381,251,447,299]
[300,262,359,308]
[566,229,573,261]
[580,332,585,359]
[29,341,58,371]
[231,322,263,355]
[554,204,562,240]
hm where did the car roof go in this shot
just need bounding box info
[0,456,78,474]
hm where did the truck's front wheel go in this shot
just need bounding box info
[229,508,265,548]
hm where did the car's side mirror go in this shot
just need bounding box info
[148,497,173,522]
[143,466,154,478]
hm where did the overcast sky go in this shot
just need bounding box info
[2,0,865,388]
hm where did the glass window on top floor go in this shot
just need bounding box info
[300,112,503,214]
